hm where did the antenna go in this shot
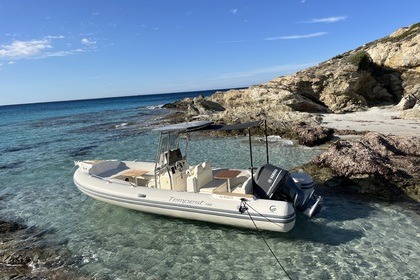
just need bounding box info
[248,127,254,182]
[265,118,269,164]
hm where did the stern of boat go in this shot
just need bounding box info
[254,163,324,217]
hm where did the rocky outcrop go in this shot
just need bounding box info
[0,218,87,279]
[367,26,420,101]
[166,23,419,127]
[164,95,225,115]
[311,133,420,201]
[222,21,419,116]
[397,94,418,110]
[400,105,420,120]
[291,122,334,147]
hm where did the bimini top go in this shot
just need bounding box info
[152,121,213,133]
[152,120,261,133]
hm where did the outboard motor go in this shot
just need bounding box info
[254,164,323,217]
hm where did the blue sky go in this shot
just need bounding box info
[0,0,419,105]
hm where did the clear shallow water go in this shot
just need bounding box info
[0,92,418,279]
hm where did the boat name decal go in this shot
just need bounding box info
[169,197,212,206]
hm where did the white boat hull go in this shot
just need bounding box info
[73,164,296,232]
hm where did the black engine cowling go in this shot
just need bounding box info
[254,164,323,217]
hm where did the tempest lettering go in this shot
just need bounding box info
[169,197,207,206]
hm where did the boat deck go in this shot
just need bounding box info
[83,160,253,196]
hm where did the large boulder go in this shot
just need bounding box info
[311,132,420,201]
[397,94,418,110]
[291,122,335,147]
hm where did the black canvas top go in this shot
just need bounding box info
[152,121,213,133]
[153,120,261,133]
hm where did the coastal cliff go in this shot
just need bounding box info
[165,23,420,202]
[167,23,419,127]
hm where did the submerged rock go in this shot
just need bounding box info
[0,220,26,234]
[311,132,420,201]
[0,218,88,279]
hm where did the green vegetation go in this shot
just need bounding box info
[381,22,420,43]
[347,50,372,70]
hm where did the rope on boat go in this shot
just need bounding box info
[67,165,77,175]
[240,200,290,231]
[239,199,293,280]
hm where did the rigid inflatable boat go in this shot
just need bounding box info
[73,121,323,232]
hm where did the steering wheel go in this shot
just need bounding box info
[175,161,183,172]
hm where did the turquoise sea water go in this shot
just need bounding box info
[0,91,418,279]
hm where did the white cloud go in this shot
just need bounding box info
[45,35,65,39]
[0,35,95,66]
[81,38,96,46]
[265,32,327,40]
[0,39,52,59]
[41,50,75,58]
[307,16,347,23]
[230,8,238,15]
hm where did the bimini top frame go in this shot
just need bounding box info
[152,120,270,183]
[152,120,214,134]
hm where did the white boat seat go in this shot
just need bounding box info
[232,177,253,195]
[199,180,227,194]
[186,162,213,192]
[210,177,254,198]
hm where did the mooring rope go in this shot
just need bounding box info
[239,199,293,280]
[67,164,77,176]
[242,200,288,230]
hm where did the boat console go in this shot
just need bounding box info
[157,149,188,191]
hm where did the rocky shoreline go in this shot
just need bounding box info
[311,132,418,201]
[163,100,420,203]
